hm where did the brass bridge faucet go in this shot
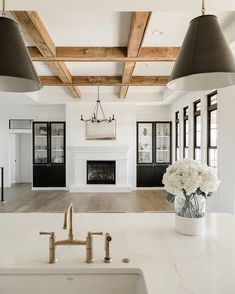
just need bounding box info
[40,203,103,264]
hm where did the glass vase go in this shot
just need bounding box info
[175,194,206,236]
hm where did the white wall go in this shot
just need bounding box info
[0,104,65,187]
[66,103,137,189]
[136,105,170,121]
[217,86,235,214]
[170,86,235,214]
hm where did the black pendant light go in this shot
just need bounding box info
[0,1,42,92]
[167,0,235,91]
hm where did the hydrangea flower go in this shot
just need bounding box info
[162,159,220,197]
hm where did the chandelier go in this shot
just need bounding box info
[80,87,115,123]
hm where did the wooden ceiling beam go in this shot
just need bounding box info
[120,12,152,99]
[39,75,169,86]
[12,11,81,99]
[28,46,179,62]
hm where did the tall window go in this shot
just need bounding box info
[183,106,189,158]
[194,100,201,161]
[175,111,180,161]
[208,91,218,172]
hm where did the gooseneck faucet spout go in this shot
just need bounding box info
[63,203,74,241]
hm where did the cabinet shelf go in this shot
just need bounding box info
[35,149,47,152]
[139,150,151,152]
[52,149,64,152]
[156,150,170,152]
[137,121,172,187]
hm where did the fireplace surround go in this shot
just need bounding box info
[69,146,131,192]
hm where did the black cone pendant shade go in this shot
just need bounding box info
[168,15,235,91]
[0,17,42,92]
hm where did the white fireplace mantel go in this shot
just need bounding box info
[69,146,132,192]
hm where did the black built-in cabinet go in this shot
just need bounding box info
[137,122,172,187]
[33,122,66,187]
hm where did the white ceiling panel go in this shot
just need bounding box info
[79,86,119,94]
[40,12,131,46]
[7,0,235,12]
[34,63,54,75]
[65,62,124,76]
[143,11,202,47]
[143,11,231,47]
[133,62,174,76]
[128,86,165,94]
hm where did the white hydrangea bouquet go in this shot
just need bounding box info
[163,159,220,218]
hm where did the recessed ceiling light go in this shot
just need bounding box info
[152,29,163,36]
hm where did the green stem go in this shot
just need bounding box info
[177,193,204,218]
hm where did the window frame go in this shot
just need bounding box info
[193,99,201,161]
[207,91,218,170]
[183,106,189,158]
[175,111,180,161]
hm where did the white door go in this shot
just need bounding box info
[9,134,16,184]
[9,133,32,184]
[19,133,32,182]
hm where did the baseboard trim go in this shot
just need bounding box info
[32,187,68,191]
[136,187,165,191]
[69,185,132,193]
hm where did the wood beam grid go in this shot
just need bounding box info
[39,75,169,86]
[120,12,152,99]
[28,46,179,62]
[12,11,81,98]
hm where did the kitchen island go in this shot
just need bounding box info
[0,213,235,293]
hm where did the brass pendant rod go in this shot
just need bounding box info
[2,0,6,16]
[201,0,205,15]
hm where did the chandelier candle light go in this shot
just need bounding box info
[80,87,115,123]
[163,159,220,235]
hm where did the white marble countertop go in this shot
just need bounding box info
[0,213,235,294]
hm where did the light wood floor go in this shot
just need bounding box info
[0,183,173,213]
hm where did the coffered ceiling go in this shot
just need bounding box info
[1,1,235,104]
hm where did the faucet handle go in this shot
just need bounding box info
[39,231,55,237]
[91,232,103,236]
[105,233,112,242]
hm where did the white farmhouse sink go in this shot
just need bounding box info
[0,268,148,294]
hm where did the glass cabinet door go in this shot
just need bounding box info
[155,123,171,163]
[34,123,48,164]
[50,123,65,164]
[137,123,153,164]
